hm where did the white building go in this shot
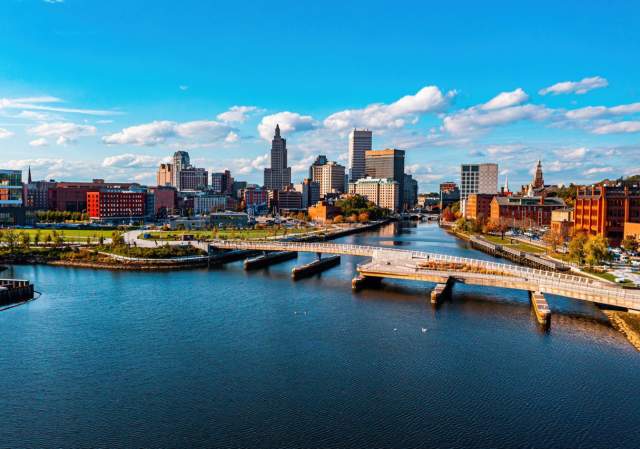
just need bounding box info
[348,177,400,212]
[348,129,372,182]
[460,163,498,200]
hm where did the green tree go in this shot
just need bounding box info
[568,233,588,264]
[621,236,639,253]
[19,232,30,248]
[3,229,18,252]
[584,235,610,267]
[34,230,41,246]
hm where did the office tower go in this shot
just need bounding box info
[460,163,498,201]
[403,174,418,210]
[311,161,346,197]
[263,124,292,190]
[157,163,173,187]
[294,178,321,208]
[211,170,232,194]
[172,151,190,188]
[348,178,400,212]
[348,129,372,182]
[364,148,405,205]
[309,155,328,179]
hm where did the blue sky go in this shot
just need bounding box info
[1,0,639,191]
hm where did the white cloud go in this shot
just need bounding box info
[323,85,455,131]
[29,138,48,147]
[102,119,234,146]
[257,111,317,140]
[585,166,614,175]
[486,144,525,155]
[217,106,260,123]
[539,76,608,96]
[591,121,640,135]
[0,128,14,139]
[557,147,589,161]
[565,102,640,120]
[481,88,529,110]
[29,121,96,144]
[442,104,551,135]
[224,131,239,143]
[102,154,161,168]
[0,96,119,116]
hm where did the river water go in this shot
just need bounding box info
[1,222,639,449]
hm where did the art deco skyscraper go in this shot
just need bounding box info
[263,124,292,190]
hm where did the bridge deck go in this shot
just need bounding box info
[209,240,640,311]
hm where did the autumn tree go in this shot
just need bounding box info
[568,232,588,264]
[621,236,639,253]
[584,235,610,267]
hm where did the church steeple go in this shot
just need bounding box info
[532,160,544,189]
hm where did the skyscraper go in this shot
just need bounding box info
[263,124,292,190]
[364,148,405,206]
[348,129,372,182]
[172,151,190,188]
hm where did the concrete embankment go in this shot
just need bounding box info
[604,310,640,351]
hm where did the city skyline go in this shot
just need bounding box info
[1,1,640,191]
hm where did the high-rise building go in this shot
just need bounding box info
[311,161,346,197]
[403,174,418,210]
[157,163,173,187]
[348,129,372,182]
[294,178,321,209]
[460,163,498,201]
[364,148,405,206]
[532,160,545,189]
[172,151,190,188]
[211,170,233,194]
[348,177,400,212]
[309,155,328,180]
[263,125,292,190]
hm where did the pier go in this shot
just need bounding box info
[243,251,298,270]
[430,277,455,305]
[292,255,340,280]
[0,279,34,306]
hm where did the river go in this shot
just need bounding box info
[1,221,639,449]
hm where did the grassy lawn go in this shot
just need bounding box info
[3,229,118,242]
[584,268,635,286]
[483,235,546,254]
[144,227,318,241]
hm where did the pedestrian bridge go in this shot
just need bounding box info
[209,240,640,311]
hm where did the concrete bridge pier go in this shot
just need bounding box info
[352,274,382,291]
[529,291,551,328]
[430,277,455,306]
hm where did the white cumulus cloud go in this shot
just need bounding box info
[442,104,551,135]
[565,102,640,120]
[29,138,48,147]
[257,111,317,140]
[539,76,608,96]
[481,88,529,111]
[217,106,260,123]
[323,85,455,131]
[0,128,14,139]
[224,131,239,143]
[29,121,96,144]
[102,119,234,146]
[102,153,161,168]
[591,121,640,135]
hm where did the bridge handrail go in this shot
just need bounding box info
[210,240,640,301]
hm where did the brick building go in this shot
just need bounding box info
[575,182,640,245]
[490,195,566,228]
[87,190,146,221]
[464,193,495,222]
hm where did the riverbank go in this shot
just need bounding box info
[604,310,640,351]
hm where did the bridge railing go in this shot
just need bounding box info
[210,240,640,302]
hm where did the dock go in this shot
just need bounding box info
[351,274,382,291]
[529,291,551,328]
[209,249,260,265]
[292,255,340,280]
[244,251,298,270]
[0,279,34,306]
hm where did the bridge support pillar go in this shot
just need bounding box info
[430,277,454,306]
[352,274,382,291]
[529,291,551,328]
